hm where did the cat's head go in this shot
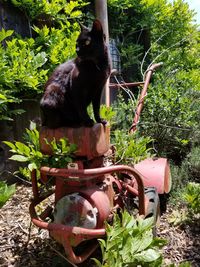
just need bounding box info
[76,19,106,59]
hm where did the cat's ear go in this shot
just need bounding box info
[79,22,88,32]
[91,19,104,37]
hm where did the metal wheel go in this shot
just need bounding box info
[144,187,160,235]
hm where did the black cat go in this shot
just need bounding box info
[40,19,110,128]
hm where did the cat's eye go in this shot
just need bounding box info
[85,38,91,46]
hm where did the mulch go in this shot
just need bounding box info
[0,184,199,267]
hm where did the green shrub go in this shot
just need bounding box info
[112,92,137,131]
[0,181,16,208]
[9,0,86,21]
[0,91,24,121]
[93,210,166,267]
[186,146,200,180]
[111,130,154,165]
[0,0,86,121]
[183,182,200,215]
[140,71,198,161]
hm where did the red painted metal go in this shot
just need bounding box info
[30,164,147,263]
[40,123,110,160]
[109,82,144,88]
[134,157,171,194]
[39,165,146,214]
[129,63,163,132]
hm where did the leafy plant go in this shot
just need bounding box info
[0,1,86,121]
[0,91,24,121]
[112,130,154,165]
[87,104,116,126]
[44,137,77,168]
[140,71,198,161]
[9,0,87,21]
[4,125,77,180]
[93,209,166,267]
[0,29,48,96]
[168,181,200,226]
[183,182,200,215]
[0,181,16,208]
[168,209,187,226]
[186,146,200,180]
[112,92,137,131]
[108,0,152,80]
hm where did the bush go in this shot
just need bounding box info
[93,210,166,267]
[183,182,200,215]
[111,130,153,165]
[4,123,77,180]
[186,146,200,180]
[0,0,86,121]
[140,69,199,162]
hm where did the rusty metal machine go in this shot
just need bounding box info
[29,63,171,264]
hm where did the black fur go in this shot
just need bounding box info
[40,19,110,128]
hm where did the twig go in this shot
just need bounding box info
[26,219,33,246]
[145,36,189,78]
[0,170,32,185]
[18,222,30,235]
[140,31,170,77]
[49,243,78,267]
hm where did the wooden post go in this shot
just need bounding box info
[95,0,109,44]
[95,0,111,107]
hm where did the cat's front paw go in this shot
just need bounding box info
[98,118,107,125]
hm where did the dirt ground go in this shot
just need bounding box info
[0,184,199,267]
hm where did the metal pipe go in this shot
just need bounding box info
[109,82,144,88]
[129,62,163,132]
[40,164,146,215]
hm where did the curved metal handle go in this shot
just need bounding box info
[40,164,145,215]
[129,62,163,132]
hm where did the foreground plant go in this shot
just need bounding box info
[93,210,166,267]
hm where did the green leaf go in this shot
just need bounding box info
[91,258,103,267]
[0,28,13,42]
[134,248,161,263]
[28,162,37,171]
[0,182,16,208]
[9,155,28,162]
[3,141,16,150]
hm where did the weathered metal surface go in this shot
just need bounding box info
[135,157,172,194]
[40,124,110,159]
[30,164,146,263]
[39,165,146,215]
[53,193,98,229]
